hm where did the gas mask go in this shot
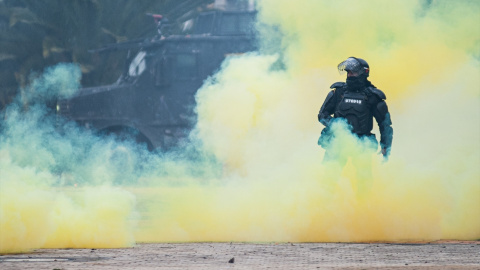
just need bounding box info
[346,75,366,90]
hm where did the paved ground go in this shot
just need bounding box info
[1,241,479,270]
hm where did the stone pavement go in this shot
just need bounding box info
[1,242,479,269]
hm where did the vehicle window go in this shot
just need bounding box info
[218,13,255,35]
[194,13,215,34]
[238,13,255,34]
[219,14,236,34]
[173,54,197,80]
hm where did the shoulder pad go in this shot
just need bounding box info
[330,82,346,89]
[369,87,386,100]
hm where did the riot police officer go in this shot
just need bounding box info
[317,57,393,197]
[318,57,393,161]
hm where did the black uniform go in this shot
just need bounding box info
[318,81,393,158]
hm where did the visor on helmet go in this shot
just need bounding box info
[337,57,367,77]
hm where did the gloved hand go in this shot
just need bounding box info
[318,114,331,127]
[318,126,332,148]
[379,147,390,162]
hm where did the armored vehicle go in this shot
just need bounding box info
[57,8,257,150]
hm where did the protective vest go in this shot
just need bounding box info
[334,90,373,135]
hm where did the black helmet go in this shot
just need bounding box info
[337,57,370,78]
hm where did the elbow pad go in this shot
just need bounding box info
[376,101,390,120]
[318,90,335,126]
[377,101,393,148]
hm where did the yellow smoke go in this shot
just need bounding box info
[136,0,479,242]
[0,151,137,253]
[2,0,479,253]
[0,64,138,254]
